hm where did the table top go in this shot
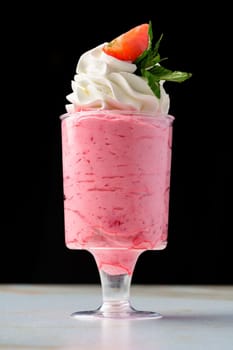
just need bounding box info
[0,284,233,349]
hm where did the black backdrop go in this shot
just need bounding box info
[1,2,232,284]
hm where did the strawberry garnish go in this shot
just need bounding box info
[103,21,192,98]
[103,23,149,62]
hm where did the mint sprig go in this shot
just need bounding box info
[135,21,192,98]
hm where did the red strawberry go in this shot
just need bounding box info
[102,23,149,62]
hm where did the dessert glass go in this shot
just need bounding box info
[60,109,174,319]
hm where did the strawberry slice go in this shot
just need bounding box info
[103,23,149,62]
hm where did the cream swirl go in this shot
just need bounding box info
[66,44,170,114]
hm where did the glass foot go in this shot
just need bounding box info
[71,301,162,320]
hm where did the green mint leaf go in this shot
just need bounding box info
[144,53,161,69]
[153,33,163,55]
[134,20,192,98]
[150,65,192,82]
[135,21,154,66]
[142,69,161,98]
[148,20,153,50]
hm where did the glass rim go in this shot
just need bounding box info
[60,109,175,123]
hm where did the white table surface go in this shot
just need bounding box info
[0,284,233,349]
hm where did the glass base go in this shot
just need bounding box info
[71,301,162,320]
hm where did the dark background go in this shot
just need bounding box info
[1,3,231,284]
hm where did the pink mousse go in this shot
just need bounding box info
[61,111,173,275]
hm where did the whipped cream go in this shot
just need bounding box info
[66,44,170,114]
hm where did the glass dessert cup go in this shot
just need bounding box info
[60,109,174,319]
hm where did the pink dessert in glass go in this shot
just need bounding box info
[61,110,173,275]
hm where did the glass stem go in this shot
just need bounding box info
[99,270,134,313]
[89,248,142,315]
[100,270,132,302]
